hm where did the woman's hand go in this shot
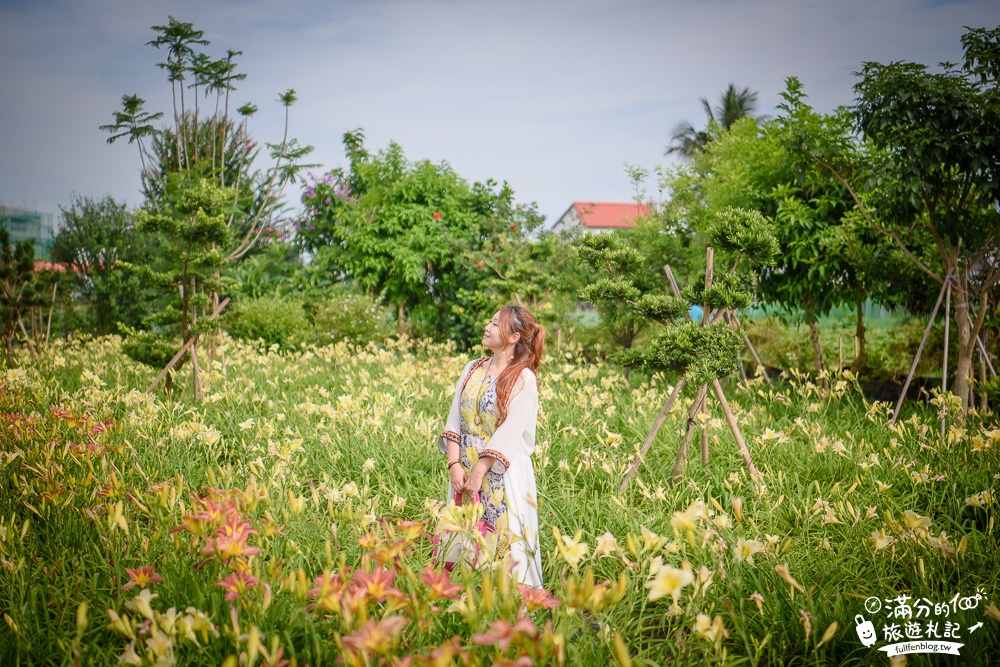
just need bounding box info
[462,457,494,496]
[449,463,467,493]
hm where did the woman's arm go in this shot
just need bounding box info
[439,361,471,455]
[442,361,474,493]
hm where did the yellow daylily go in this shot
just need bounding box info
[645,560,694,606]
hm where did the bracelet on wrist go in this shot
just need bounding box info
[447,461,461,469]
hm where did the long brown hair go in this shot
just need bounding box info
[494,305,545,426]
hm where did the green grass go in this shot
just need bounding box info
[0,334,997,666]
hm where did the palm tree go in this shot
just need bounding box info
[100,94,165,204]
[665,83,762,160]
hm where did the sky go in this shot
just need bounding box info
[1,0,998,229]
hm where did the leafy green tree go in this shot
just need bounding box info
[0,229,40,366]
[51,195,154,335]
[851,25,1000,409]
[668,79,906,375]
[764,81,906,374]
[299,131,541,344]
[127,171,236,399]
[666,83,764,160]
[223,238,302,299]
[581,207,778,482]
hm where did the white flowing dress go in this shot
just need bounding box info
[439,358,543,588]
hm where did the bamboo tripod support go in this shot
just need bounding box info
[941,279,951,435]
[620,248,762,490]
[147,297,231,394]
[890,273,951,424]
[888,268,997,426]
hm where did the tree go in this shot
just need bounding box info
[103,18,311,263]
[298,131,542,344]
[667,79,907,375]
[51,195,154,335]
[666,83,764,160]
[764,80,905,375]
[851,26,1000,409]
[580,207,779,484]
[0,229,40,366]
[460,200,576,343]
[127,170,235,400]
[102,17,313,398]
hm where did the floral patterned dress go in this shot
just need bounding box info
[440,357,543,586]
[456,362,509,536]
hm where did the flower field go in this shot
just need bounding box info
[1,335,998,666]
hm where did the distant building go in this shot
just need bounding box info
[551,201,651,234]
[1,206,55,260]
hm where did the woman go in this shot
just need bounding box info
[439,305,544,587]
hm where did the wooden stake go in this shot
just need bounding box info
[191,340,203,402]
[941,278,951,436]
[891,273,951,424]
[979,335,988,412]
[16,314,38,362]
[663,265,682,300]
[190,277,201,401]
[147,297,230,393]
[966,310,997,377]
[207,290,220,370]
[731,312,771,384]
[670,383,708,482]
[702,248,713,326]
[149,336,199,394]
[712,379,760,478]
[620,378,686,491]
[700,400,710,464]
[46,282,57,346]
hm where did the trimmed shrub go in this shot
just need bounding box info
[224,296,310,347]
[306,291,393,346]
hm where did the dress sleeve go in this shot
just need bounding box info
[439,360,472,454]
[481,370,538,475]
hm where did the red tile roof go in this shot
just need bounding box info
[572,202,650,229]
[34,261,82,273]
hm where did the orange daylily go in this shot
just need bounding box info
[355,568,403,602]
[419,566,463,601]
[307,570,350,612]
[358,530,380,550]
[373,539,412,567]
[122,564,163,591]
[517,584,560,611]
[471,616,538,651]
[202,530,261,561]
[414,636,469,667]
[341,615,408,656]
[217,570,259,601]
[170,513,211,537]
[392,519,428,541]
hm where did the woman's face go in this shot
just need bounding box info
[482,311,504,352]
